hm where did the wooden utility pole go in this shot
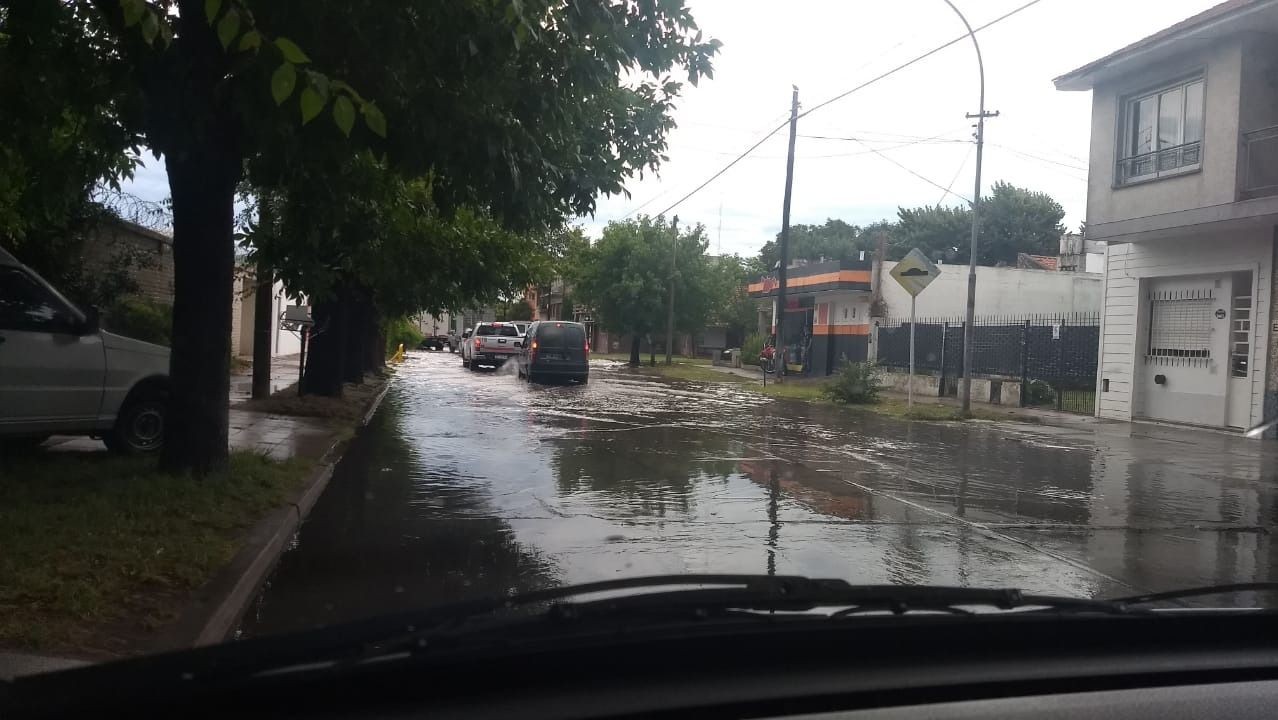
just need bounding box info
[251,196,274,399]
[774,86,799,384]
[665,215,679,365]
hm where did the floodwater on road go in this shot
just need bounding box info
[239,351,1278,637]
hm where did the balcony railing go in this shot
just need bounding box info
[1242,125,1278,199]
[1115,141,1201,186]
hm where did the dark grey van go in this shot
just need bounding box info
[517,320,589,384]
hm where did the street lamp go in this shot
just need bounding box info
[941,0,997,414]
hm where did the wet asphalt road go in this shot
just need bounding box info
[240,350,1278,637]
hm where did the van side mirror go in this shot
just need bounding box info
[79,305,100,335]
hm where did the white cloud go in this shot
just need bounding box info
[120,0,1221,258]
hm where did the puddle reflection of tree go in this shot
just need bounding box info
[549,424,742,518]
[241,395,557,639]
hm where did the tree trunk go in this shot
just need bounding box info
[302,293,349,397]
[365,314,384,373]
[160,151,238,475]
[343,287,371,384]
[629,334,640,367]
[251,260,274,399]
[648,333,656,367]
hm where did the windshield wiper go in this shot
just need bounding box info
[1108,582,1278,607]
[515,574,1133,620]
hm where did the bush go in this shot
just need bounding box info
[1025,379,1056,406]
[384,316,424,357]
[104,296,172,346]
[822,362,883,404]
[740,333,765,367]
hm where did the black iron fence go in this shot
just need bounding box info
[875,312,1100,414]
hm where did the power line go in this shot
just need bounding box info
[853,136,971,205]
[797,0,1046,121]
[633,0,1046,218]
[938,144,975,207]
[989,143,1088,172]
[652,117,791,217]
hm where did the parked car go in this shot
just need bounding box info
[516,320,589,384]
[448,328,466,353]
[461,321,521,370]
[0,246,170,453]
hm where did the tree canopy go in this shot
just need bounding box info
[756,182,1066,270]
[570,216,719,366]
[3,0,719,474]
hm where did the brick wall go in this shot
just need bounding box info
[82,218,175,304]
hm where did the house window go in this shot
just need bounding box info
[1118,77,1204,185]
[1146,287,1213,365]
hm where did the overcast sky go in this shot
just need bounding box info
[121,0,1221,257]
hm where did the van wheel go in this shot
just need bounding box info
[104,393,166,454]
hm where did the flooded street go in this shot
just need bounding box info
[240,351,1278,637]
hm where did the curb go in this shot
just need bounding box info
[172,375,395,650]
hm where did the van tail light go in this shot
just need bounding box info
[530,340,538,363]
[585,339,590,355]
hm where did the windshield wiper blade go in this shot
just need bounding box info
[532,575,1133,619]
[1109,582,1278,607]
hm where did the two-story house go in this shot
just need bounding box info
[1055,0,1278,431]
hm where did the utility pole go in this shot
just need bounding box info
[943,0,998,414]
[665,215,679,365]
[774,86,799,385]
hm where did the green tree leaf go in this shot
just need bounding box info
[140,11,159,45]
[203,0,222,23]
[300,87,325,125]
[270,62,296,105]
[274,37,311,64]
[332,95,355,137]
[362,103,386,138]
[121,0,145,27]
[216,8,240,49]
[237,30,262,52]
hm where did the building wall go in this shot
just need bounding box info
[235,273,306,359]
[877,262,1102,318]
[811,292,872,375]
[82,219,175,304]
[1086,38,1243,226]
[1097,229,1271,427]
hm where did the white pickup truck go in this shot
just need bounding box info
[461,321,522,370]
[0,246,170,453]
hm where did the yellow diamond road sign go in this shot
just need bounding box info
[889,248,941,297]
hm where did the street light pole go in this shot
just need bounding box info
[942,0,997,415]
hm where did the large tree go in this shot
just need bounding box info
[894,182,1066,265]
[571,216,716,367]
[6,1,718,474]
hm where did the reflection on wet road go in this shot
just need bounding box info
[241,351,1278,636]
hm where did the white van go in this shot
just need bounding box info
[0,246,170,453]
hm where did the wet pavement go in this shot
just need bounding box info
[240,350,1278,637]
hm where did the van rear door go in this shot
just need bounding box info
[536,323,586,368]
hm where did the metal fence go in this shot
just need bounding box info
[875,312,1100,414]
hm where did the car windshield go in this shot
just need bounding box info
[7,0,1278,686]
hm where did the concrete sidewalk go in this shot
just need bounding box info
[45,408,336,461]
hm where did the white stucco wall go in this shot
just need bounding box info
[877,263,1102,319]
[1086,37,1243,226]
[1097,229,1271,428]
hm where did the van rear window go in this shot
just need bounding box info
[538,324,584,348]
